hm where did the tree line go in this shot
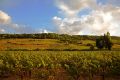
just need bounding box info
[0,33,99,40]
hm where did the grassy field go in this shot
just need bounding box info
[0,39,119,51]
[0,39,92,51]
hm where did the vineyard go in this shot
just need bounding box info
[0,0,120,79]
[0,51,120,80]
[0,34,120,80]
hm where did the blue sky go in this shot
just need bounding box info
[0,0,59,31]
[0,0,120,36]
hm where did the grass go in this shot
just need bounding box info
[0,39,89,51]
[0,39,119,51]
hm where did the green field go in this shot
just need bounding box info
[0,39,119,51]
[0,51,120,80]
[0,39,92,51]
[0,34,120,80]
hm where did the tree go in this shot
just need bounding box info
[96,36,104,49]
[96,32,113,50]
[103,32,113,50]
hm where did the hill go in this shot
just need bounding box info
[0,33,120,80]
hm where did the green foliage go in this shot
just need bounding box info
[0,51,120,79]
[104,32,113,50]
[96,36,104,49]
[96,32,113,50]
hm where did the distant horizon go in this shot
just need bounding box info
[0,32,120,37]
[0,0,120,36]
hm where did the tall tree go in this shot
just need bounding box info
[104,32,112,50]
[96,32,113,50]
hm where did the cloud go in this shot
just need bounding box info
[55,0,97,17]
[107,0,120,6]
[53,0,120,36]
[0,28,5,33]
[0,10,11,24]
[53,16,84,35]
[0,10,41,33]
[37,29,50,33]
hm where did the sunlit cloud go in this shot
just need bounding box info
[53,0,120,36]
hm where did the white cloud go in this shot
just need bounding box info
[0,10,11,24]
[53,16,84,35]
[0,10,39,33]
[37,29,51,33]
[0,29,5,33]
[107,0,120,6]
[53,0,120,36]
[55,0,97,17]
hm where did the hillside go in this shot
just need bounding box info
[0,33,119,51]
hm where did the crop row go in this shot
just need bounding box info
[0,51,120,80]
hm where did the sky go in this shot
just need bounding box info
[0,0,120,36]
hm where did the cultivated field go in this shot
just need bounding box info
[0,51,120,80]
[0,35,120,80]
